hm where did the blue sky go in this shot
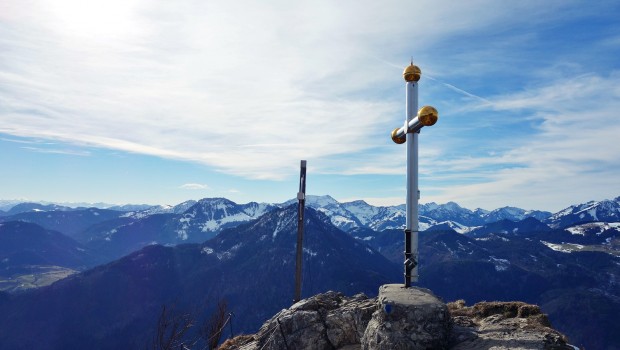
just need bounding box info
[1,0,619,212]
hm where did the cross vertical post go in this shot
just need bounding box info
[294,160,307,303]
[390,62,438,288]
[405,77,419,287]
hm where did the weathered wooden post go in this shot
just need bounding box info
[294,160,307,302]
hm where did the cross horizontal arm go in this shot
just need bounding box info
[390,106,439,144]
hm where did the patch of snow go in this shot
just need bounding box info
[331,215,355,224]
[366,247,374,254]
[131,253,145,261]
[93,212,99,216]
[177,229,188,240]
[199,212,251,232]
[566,222,620,236]
[541,241,573,253]
[438,241,455,255]
[587,207,598,220]
[489,256,510,271]
[303,247,317,257]
[419,222,431,231]
[76,247,85,252]
[201,247,214,255]
[341,200,379,226]
[242,202,271,218]
[201,220,219,232]
[566,226,586,235]
[272,211,295,239]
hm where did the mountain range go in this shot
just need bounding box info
[0,195,619,349]
[0,206,399,349]
[5,194,618,233]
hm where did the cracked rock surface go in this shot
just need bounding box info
[220,291,375,350]
[219,290,574,350]
[448,300,574,350]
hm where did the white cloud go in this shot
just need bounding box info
[421,71,620,211]
[0,0,583,180]
[21,146,91,156]
[1,0,618,210]
[179,183,209,190]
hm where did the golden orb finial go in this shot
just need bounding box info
[417,106,438,126]
[391,127,406,144]
[403,63,421,82]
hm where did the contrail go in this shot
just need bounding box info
[370,55,494,106]
[424,74,494,106]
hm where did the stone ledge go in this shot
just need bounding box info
[361,284,450,350]
[219,286,575,350]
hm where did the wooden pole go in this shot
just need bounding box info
[294,160,307,303]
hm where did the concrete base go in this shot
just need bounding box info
[361,284,451,350]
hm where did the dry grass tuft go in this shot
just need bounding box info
[217,335,254,350]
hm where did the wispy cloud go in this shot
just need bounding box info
[1,0,618,210]
[0,0,587,180]
[421,71,620,211]
[179,183,209,190]
[20,146,91,156]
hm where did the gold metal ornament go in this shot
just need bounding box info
[417,106,438,126]
[403,64,421,82]
[391,127,407,144]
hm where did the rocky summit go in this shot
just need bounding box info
[220,286,574,350]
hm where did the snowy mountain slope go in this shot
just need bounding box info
[420,201,484,226]
[80,198,276,262]
[426,220,476,234]
[121,200,198,219]
[0,206,398,349]
[545,197,620,228]
[3,195,619,241]
[483,206,551,224]
[565,222,620,236]
[290,195,553,233]
[282,195,363,231]
[340,200,380,226]
[467,217,552,237]
[177,198,275,235]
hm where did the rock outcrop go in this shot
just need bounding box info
[362,285,450,349]
[448,300,574,350]
[219,287,575,350]
[220,291,375,350]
